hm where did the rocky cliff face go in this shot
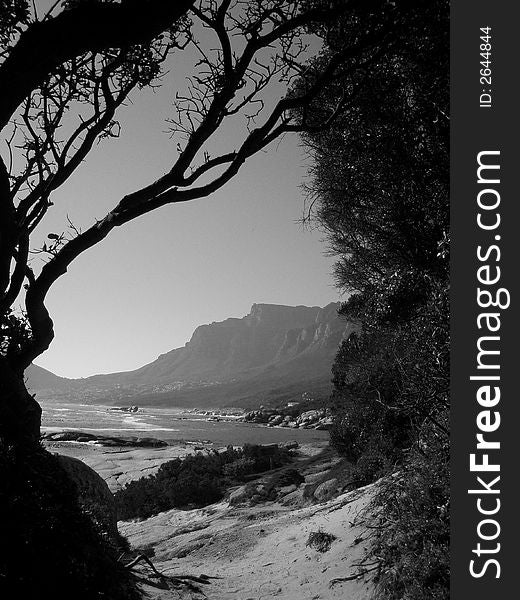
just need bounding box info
[138,303,341,383]
[27,302,355,407]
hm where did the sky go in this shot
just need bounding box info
[19,4,341,378]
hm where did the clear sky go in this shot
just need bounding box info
[23,5,341,378]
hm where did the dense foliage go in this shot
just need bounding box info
[115,444,291,520]
[301,1,449,598]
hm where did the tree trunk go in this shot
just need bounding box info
[0,358,41,446]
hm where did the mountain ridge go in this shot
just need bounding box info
[27,302,354,408]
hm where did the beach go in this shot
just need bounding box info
[42,401,329,491]
[41,401,381,600]
[41,401,329,444]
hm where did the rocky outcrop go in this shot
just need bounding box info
[126,302,346,384]
[313,478,341,502]
[243,407,333,430]
[44,430,167,447]
[55,454,118,541]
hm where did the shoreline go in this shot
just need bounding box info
[44,435,330,493]
[44,439,204,492]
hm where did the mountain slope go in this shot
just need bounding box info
[26,364,73,392]
[28,302,355,408]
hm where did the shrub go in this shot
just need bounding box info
[372,436,449,600]
[115,444,291,520]
[306,529,337,553]
[222,457,257,478]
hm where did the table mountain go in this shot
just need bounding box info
[27,302,355,408]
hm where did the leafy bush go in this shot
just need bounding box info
[115,444,291,520]
[299,1,449,597]
[372,434,450,600]
[222,457,257,478]
[306,529,337,553]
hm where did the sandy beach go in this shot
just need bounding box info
[45,432,379,600]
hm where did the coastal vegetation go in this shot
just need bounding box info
[300,0,449,597]
[1,1,449,598]
[115,443,292,520]
[0,1,370,595]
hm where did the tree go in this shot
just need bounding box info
[0,2,441,596]
[0,0,399,447]
[299,2,449,596]
[299,0,449,446]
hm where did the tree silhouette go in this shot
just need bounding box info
[299,2,449,596]
[0,0,399,446]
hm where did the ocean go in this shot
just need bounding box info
[40,401,329,446]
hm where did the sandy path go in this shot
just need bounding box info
[120,480,378,599]
[48,440,379,598]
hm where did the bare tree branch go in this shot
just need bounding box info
[0,0,195,129]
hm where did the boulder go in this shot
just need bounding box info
[228,485,252,505]
[280,488,306,506]
[297,409,323,425]
[313,478,340,502]
[54,454,118,541]
[314,418,333,431]
[281,440,299,450]
[278,484,298,497]
[134,437,168,448]
[45,431,97,442]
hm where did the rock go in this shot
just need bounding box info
[244,409,272,424]
[281,440,299,450]
[76,436,93,443]
[54,454,118,541]
[313,478,340,502]
[314,422,332,431]
[255,484,269,497]
[270,415,284,426]
[98,439,121,447]
[280,488,306,506]
[305,472,328,484]
[44,431,98,442]
[134,437,168,448]
[297,410,323,425]
[45,430,168,448]
[278,484,297,496]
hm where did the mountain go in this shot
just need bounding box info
[25,363,73,391]
[27,302,356,409]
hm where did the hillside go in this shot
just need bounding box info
[25,364,73,390]
[27,302,355,409]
